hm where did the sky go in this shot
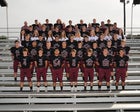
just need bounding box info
[0,0,140,36]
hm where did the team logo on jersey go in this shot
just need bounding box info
[26,42,29,47]
[99,43,105,48]
[102,59,109,67]
[53,43,60,48]
[53,58,61,67]
[31,49,37,56]
[72,59,76,67]
[108,49,113,56]
[46,51,51,57]
[77,50,83,58]
[114,42,117,48]
[39,58,43,66]
[23,58,27,66]
[93,50,97,57]
[38,42,43,47]
[69,44,74,49]
[83,44,90,49]
[119,60,125,67]
[61,50,68,58]
[15,50,20,58]
[86,58,93,66]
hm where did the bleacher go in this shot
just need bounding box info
[0,37,140,112]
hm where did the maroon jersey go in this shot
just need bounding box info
[10,47,23,60]
[114,55,129,68]
[50,56,64,69]
[83,56,96,68]
[18,55,32,68]
[68,56,80,68]
[98,55,112,69]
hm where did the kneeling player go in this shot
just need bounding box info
[68,49,80,92]
[18,48,33,91]
[50,48,64,91]
[35,48,48,92]
[114,49,129,90]
[97,47,112,91]
[83,48,96,91]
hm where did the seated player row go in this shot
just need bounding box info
[20,19,124,41]
[10,40,129,92]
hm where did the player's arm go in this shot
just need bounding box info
[18,62,21,68]
[11,53,14,61]
[34,61,37,68]
[83,63,85,68]
[45,60,48,68]
[49,63,52,68]
[30,60,33,69]
[95,59,99,66]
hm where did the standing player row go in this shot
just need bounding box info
[10,40,129,92]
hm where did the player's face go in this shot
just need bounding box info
[23,51,28,56]
[121,41,126,46]
[39,36,43,40]
[46,42,51,48]
[71,51,76,57]
[113,34,118,40]
[39,50,43,55]
[15,42,20,48]
[88,52,92,56]
[78,43,82,48]
[32,42,37,47]
[103,49,108,55]
[54,49,60,56]
[93,43,97,48]
[119,50,124,56]
[70,36,74,41]
[107,41,112,46]
[55,37,59,41]
[62,42,66,48]
[48,30,52,35]
[25,35,30,40]
[100,35,104,40]
[84,37,89,42]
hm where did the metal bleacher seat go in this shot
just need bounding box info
[0,38,140,112]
